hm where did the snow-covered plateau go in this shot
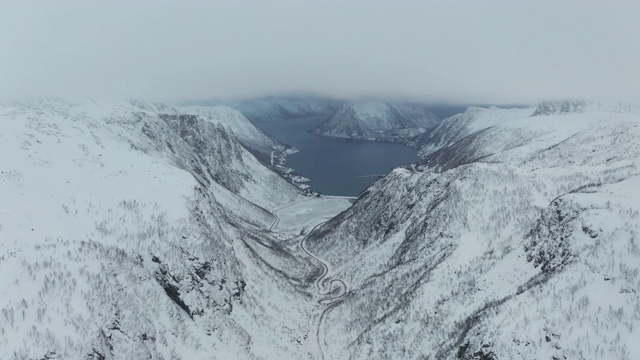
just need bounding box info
[1,99,639,360]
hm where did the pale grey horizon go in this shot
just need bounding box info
[1,0,638,105]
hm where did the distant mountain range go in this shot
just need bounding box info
[194,97,444,146]
[187,96,342,122]
[198,97,527,148]
[314,102,441,144]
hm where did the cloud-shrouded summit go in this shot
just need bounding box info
[1,0,639,104]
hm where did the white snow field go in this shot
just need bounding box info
[2,99,640,360]
[0,99,346,360]
[271,196,354,235]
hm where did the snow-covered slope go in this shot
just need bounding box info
[202,97,342,122]
[306,104,640,359]
[127,101,308,188]
[0,99,326,359]
[315,102,441,143]
[130,100,293,163]
[411,106,535,159]
[181,106,287,154]
[4,97,640,360]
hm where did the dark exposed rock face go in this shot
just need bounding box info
[531,100,588,116]
[154,259,242,319]
[155,265,194,317]
[525,198,580,272]
[157,114,247,192]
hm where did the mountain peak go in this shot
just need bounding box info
[315,101,441,143]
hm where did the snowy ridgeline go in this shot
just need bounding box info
[200,98,443,145]
[193,97,342,122]
[314,102,441,144]
[130,100,292,160]
[306,103,640,359]
[2,98,640,360]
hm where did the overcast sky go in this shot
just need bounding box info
[1,1,639,104]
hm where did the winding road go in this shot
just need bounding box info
[299,222,349,360]
[269,211,280,231]
[270,200,350,360]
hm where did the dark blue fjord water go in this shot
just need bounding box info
[255,116,421,197]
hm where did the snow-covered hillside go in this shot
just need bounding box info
[181,106,289,156]
[3,98,639,360]
[0,99,341,360]
[315,102,441,144]
[410,106,534,159]
[196,97,342,122]
[130,100,294,164]
[307,103,640,359]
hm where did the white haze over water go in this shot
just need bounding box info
[1,0,639,104]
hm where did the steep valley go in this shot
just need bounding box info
[1,99,639,360]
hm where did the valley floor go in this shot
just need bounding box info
[271,196,354,235]
[0,100,355,360]
[4,100,640,360]
[269,195,354,360]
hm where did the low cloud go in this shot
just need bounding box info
[1,0,639,104]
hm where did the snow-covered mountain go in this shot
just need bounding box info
[411,106,535,160]
[3,98,640,360]
[180,106,286,155]
[306,102,640,359]
[128,101,308,187]
[0,99,337,360]
[130,100,293,162]
[194,97,343,122]
[314,102,441,143]
[179,105,299,166]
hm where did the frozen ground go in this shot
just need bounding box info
[272,196,354,235]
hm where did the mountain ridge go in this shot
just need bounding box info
[2,98,639,359]
[306,104,640,359]
[0,99,330,359]
[314,102,441,144]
